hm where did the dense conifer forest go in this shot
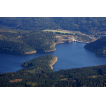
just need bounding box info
[1,17,106,36]
[0,17,106,87]
[0,55,106,87]
[0,30,56,54]
[84,36,106,56]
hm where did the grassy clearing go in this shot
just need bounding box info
[43,29,75,35]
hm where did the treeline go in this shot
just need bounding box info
[74,33,92,42]
[52,17,106,35]
[20,55,55,73]
[0,55,106,87]
[0,30,56,54]
[84,36,106,56]
[0,17,60,30]
[0,40,31,54]
[1,17,106,35]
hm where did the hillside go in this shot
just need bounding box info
[1,17,106,36]
[0,17,60,30]
[0,28,94,55]
[43,29,93,43]
[0,55,106,87]
[0,29,56,54]
[21,55,57,73]
[0,17,106,87]
[84,36,106,56]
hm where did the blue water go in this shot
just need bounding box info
[0,42,106,73]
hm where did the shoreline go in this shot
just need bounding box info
[0,41,89,55]
[45,48,56,52]
[25,50,37,54]
[96,54,106,57]
[49,57,58,69]
[45,41,88,53]
[24,40,89,54]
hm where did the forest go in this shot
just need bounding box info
[0,28,93,55]
[0,17,106,87]
[84,36,106,56]
[21,55,56,73]
[0,17,106,36]
[0,17,106,55]
[0,29,56,54]
[0,55,106,87]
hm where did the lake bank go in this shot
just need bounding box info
[49,56,58,69]
[1,42,106,73]
[25,50,37,54]
[22,39,90,55]
[45,48,56,53]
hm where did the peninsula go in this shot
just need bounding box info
[84,36,106,56]
[49,56,58,69]
[20,55,57,73]
[1,17,106,87]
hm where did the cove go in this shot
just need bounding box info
[1,42,106,73]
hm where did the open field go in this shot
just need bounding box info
[43,29,94,42]
[43,29,75,35]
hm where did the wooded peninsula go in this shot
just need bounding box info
[84,36,106,56]
[0,54,106,87]
[0,17,106,87]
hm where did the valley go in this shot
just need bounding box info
[0,17,106,87]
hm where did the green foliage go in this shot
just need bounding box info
[1,17,106,35]
[1,17,106,86]
[1,17,106,54]
[26,82,37,87]
[22,55,55,67]
[44,29,92,42]
[0,55,106,87]
[0,30,56,54]
[84,36,106,56]
[20,55,55,73]
[75,33,92,42]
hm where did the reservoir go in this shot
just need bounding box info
[0,42,106,73]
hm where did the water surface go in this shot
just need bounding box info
[0,42,106,73]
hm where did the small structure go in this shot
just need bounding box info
[72,39,76,42]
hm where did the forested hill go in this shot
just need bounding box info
[84,36,106,56]
[0,17,60,30]
[0,54,106,87]
[0,30,56,54]
[1,17,106,35]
